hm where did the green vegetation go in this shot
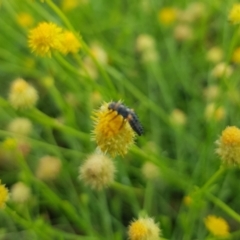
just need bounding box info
[0,0,240,239]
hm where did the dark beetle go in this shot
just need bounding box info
[108,102,143,136]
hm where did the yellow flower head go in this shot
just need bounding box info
[229,4,240,25]
[2,138,17,150]
[7,117,32,136]
[91,101,136,157]
[216,126,240,166]
[61,0,80,11]
[183,195,192,206]
[232,47,240,64]
[8,78,38,109]
[141,162,160,181]
[11,182,31,203]
[128,217,161,240]
[28,22,63,57]
[0,181,9,209]
[204,215,229,237]
[158,7,177,26]
[16,13,34,28]
[59,31,81,54]
[206,46,224,63]
[79,151,116,190]
[36,156,62,181]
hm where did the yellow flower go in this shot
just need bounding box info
[169,109,187,126]
[79,151,116,190]
[229,4,240,24]
[205,103,226,122]
[210,62,233,79]
[128,217,161,240]
[158,7,177,26]
[91,101,136,157]
[11,182,31,203]
[204,215,229,237]
[0,182,9,209]
[61,0,80,11]
[141,162,160,180]
[216,126,240,166]
[59,31,81,54]
[183,195,192,206]
[8,78,38,109]
[2,138,17,150]
[16,13,34,28]
[7,118,32,136]
[232,47,240,64]
[28,22,63,57]
[36,156,62,181]
[206,46,224,63]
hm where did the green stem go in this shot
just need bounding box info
[143,180,155,213]
[0,97,89,141]
[0,130,85,158]
[111,181,143,197]
[53,52,85,77]
[207,192,240,223]
[198,165,225,194]
[44,0,117,97]
[24,108,89,141]
[5,206,52,239]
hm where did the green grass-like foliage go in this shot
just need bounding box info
[0,0,240,239]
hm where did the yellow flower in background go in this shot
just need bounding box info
[16,13,34,28]
[61,0,79,11]
[229,4,240,24]
[204,103,226,122]
[8,78,38,109]
[2,138,17,150]
[79,151,116,190]
[11,182,31,204]
[7,118,33,136]
[36,156,62,181]
[169,108,187,126]
[204,215,229,237]
[141,162,160,181]
[92,102,135,157]
[232,47,240,64]
[158,7,177,26]
[210,62,233,79]
[183,195,192,206]
[28,22,63,57]
[128,217,161,240]
[59,31,81,54]
[216,126,240,166]
[206,46,224,63]
[0,181,9,209]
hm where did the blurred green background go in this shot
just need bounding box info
[0,0,240,239]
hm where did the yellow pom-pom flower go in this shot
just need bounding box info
[79,151,116,190]
[28,22,63,57]
[216,126,240,166]
[158,7,177,26]
[232,47,240,64]
[7,118,32,136]
[0,181,9,209]
[16,12,34,28]
[11,182,31,204]
[128,217,161,240]
[204,215,229,237]
[92,102,136,157]
[8,78,38,110]
[36,156,62,181]
[229,4,240,25]
[59,31,81,54]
